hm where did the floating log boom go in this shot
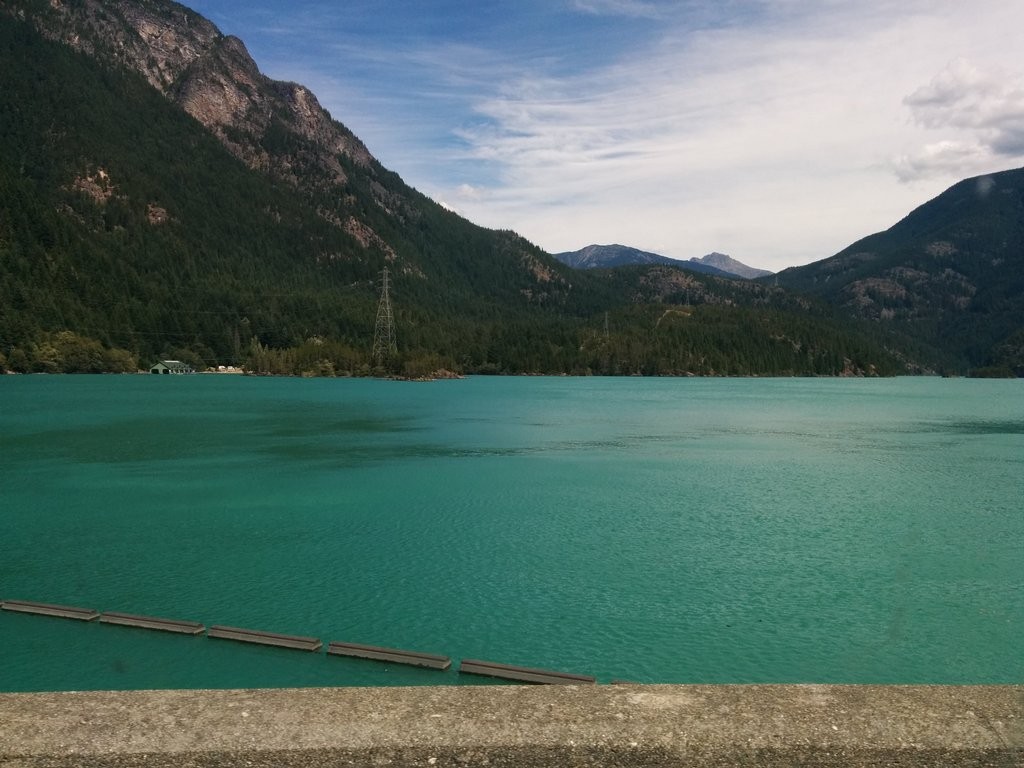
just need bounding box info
[459,659,595,685]
[207,625,322,652]
[327,641,451,670]
[99,611,205,635]
[0,600,99,621]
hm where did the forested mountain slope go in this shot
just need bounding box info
[774,169,1024,374]
[0,1,908,377]
[0,6,575,372]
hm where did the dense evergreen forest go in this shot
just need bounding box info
[775,169,1024,376]
[0,10,919,377]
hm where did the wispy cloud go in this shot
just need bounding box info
[570,0,665,19]
[429,4,921,264]
[431,1,1024,267]
[187,0,1024,270]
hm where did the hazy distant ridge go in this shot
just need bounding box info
[554,244,771,279]
[690,252,773,279]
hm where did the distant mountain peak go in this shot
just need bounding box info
[554,244,675,269]
[554,244,771,279]
[689,253,773,279]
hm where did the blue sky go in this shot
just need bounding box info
[185,0,1024,271]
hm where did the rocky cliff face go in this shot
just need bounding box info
[25,0,373,187]
[4,0,573,315]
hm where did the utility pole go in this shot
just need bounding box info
[372,267,397,366]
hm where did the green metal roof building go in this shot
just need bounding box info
[149,360,194,375]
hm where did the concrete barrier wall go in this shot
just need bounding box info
[1,685,1021,767]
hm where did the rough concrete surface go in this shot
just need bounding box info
[0,685,1021,767]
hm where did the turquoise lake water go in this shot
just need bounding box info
[1,375,1021,691]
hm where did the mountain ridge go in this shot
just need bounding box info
[554,244,770,279]
[4,0,578,298]
[774,167,1024,373]
[0,0,1002,377]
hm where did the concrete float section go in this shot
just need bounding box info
[207,624,322,651]
[0,685,1020,767]
[0,599,99,621]
[459,657,596,684]
[99,611,206,635]
[327,640,452,670]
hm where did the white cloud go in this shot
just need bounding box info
[455,183,487,201]
[208,0,1024,271]
[892,141,992,184]
[895,58,1024,181]
[427,1,1024,270]
[430,7,909,266]
[903,58,1024,132]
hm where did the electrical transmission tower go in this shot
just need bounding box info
[372,267,397,366]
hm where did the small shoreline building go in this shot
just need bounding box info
[149,360,194,375]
